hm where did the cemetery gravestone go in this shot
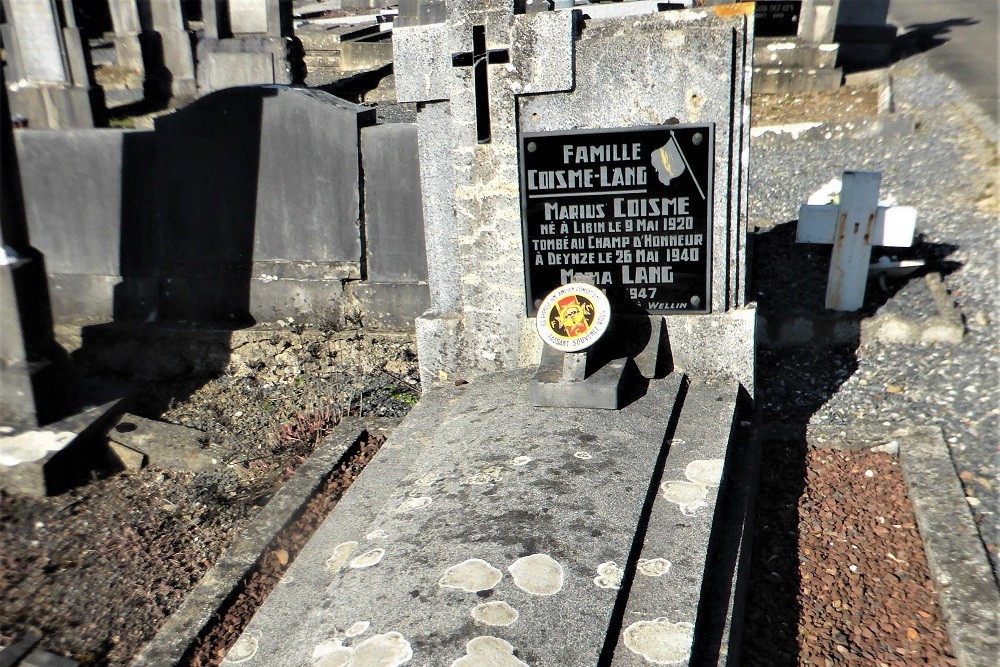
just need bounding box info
[197,0,295,95]
[744,0,844,93]
[1,70,124,497]
[136,0,197,103]
[395,1,754,389]
[153,86,373,323]
[753,0,802,37]
[0,69,66,427]
[0,0,97,128]
[220,4,758,666]
[107,0,145,80]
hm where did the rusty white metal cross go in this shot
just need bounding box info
[796,170,917,311]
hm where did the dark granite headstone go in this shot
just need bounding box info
[754,0,802,37]
[153,86,374,322]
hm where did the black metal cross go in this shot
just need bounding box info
[451,25,510,144]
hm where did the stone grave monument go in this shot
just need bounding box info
[739,0,844,93]
[1,0,101,128]
[0,69,123,497]
[197,0,298,96]
[136,0,198,104]
[107,0,145,82]
[834,0,896,69]
[207,4,759,667]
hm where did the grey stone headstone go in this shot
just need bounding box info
[153,86,374,322]
[14,128,157,323]
[229,0,289,36]
[229,0,269,33]
[798,0,840,42]
[0,68,66,427]
[137,0,197,102]
[0,0,69,83]
[0,0,97,128]
[395,2,753,387]
[360,123,427,283]
[196,36,292,96]
[206,51,276,88]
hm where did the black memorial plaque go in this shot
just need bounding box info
[519,124,713,315]
[753,0,802,38]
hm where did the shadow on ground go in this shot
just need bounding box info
[740,221,961,665]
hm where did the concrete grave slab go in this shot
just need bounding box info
[0,398,127,497]
[230,369,687,666]
[107,413,223,473]
[610,380,740,666]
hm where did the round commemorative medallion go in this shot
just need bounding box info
[535,283,611,352]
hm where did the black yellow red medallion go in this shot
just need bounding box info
[535,283,611,352]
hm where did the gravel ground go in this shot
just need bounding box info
[744,445,957,666]
[750,54,999,572]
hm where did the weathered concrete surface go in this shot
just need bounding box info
[610,381,742,666]
[0,398,127,497]
[897,426,1000,667]
[130,419,398,667]
[230,369,692,666]
[360,123,427,283]
[401,4,752,387]
[107,414,222,473]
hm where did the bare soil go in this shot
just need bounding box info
[0,329,419,666]
[183,433,386,667]
[752,85,880,126]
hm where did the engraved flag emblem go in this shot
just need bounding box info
[651,137,686,186]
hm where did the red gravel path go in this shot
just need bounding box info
[743,442,957,666]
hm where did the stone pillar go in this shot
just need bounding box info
[201,0,230,39]
[108,0,145,75]
[798,0,841,43]
[137,0,197,103]
[0,0,96,128]
[0,68,67,426]
[197,0,295,96]
[228,0,290,37]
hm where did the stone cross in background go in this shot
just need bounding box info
[796,170,917,311]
